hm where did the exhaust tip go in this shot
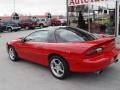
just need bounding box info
[114,59,119,63]
[95,70,103,75]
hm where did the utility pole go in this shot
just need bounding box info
[88,0,91,32]
[66,0,69,26]
[115,0,119,37]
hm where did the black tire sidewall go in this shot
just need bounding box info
[15,29,18,32]
[39,24,43,28]
[8,28,12,32]
[49,56,69,79]
[0,30,3,32]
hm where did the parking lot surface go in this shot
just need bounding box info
[0,30,120,90]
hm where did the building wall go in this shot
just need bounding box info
[0,15,61,21]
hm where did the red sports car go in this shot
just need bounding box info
[7,26,119,79]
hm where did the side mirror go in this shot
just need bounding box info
[19,37,26,43]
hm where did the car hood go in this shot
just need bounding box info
[7,38,21,44]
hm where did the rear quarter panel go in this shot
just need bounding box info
[42,42,94,66]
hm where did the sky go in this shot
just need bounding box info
[0,0,67,16]
[0,0,116,16]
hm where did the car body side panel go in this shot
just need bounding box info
[6,28,120,73]
[11,41,47,64]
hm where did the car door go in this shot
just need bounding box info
[15,30,49,64]
[0,22,6,30]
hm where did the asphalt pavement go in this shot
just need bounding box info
[0,29,120,90]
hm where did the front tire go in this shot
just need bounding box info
[8,46,19,61]
[49,56,69,79]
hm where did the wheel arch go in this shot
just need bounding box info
[39,23,44,26]
[7,26,12,29]
[7,44,17,54]
[48,53,70,69]
[7,45,13,52]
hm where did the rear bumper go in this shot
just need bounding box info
[69,49,119,72]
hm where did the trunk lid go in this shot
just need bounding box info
[84,37,115,50]
[62,37,116,54]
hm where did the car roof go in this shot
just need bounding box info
[38,26,89,32]
[35,26,92,36]
[36,26,67,31]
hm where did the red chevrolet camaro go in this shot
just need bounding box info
[7,26,119,79]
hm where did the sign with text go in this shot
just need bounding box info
[68,0,105,6]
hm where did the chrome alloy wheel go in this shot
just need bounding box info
[9,48,15,60]
[50,59,65,78]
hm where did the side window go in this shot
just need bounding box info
[25,31,49,42]
[55,28,96,42]
[2,22,5,26]
[41,19,45,21]
[56,29,85,42]
[0,22,2,26]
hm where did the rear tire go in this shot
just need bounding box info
[49,56,70,79]
[7,28,12,32]
[39,24,44,28]
[0,30,3,32]
[25,26,29,30]
[51,23,55,26]
[31,27,35,29]
[15,29,18,32]
[8,46,19,61]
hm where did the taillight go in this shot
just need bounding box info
[86,47,103,56]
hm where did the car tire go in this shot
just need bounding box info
[25,26,29,30]
[31,27,35,29]
[39,24,44,28]
[7,28,12,32]
[8,46,19,61]
[14,29,18,32]
[51,23,55,26]
[49,56,70,79]
[0,30,3,32]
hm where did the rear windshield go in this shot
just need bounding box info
[56,27,97,43]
